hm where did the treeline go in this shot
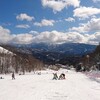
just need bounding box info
[76,44,100,71]
[0,45,44,74]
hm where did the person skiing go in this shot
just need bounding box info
[52,73,58,80]
[61,73,65,79]
[59,73,65,80]
[12,72,15,80]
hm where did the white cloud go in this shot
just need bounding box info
[29,31,38,34]
[0,26,12,43]
[65,17,75,22]
[41,0,80,12]
[70,18,100,33]
[16,24,30,29]
[34,19,55,27]
[74,6,100,19]
[93,0,100,3]
[88,32,100,44]
[29,31,39,36]
[16,13,34,21]
[12,34,33,44]
[70,26,83,32]
[66,32,88,43]
[32,31,67,43]
[31,31,89,44]
[32,31,100,45]
[0,26,34,44]
[0,26,100,45]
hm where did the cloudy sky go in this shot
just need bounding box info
[0,0,100,45]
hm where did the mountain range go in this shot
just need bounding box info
[10,43,96,65]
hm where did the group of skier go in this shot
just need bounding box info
[1,71,66,80]
[52,73,66,80]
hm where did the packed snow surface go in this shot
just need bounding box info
[0,69,100,100]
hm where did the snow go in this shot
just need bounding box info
[83,71,100,83]
[0,69,100,100]
[0,46,13,54]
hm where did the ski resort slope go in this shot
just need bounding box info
[0,69,100,100]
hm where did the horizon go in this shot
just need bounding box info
[0,41,99,46]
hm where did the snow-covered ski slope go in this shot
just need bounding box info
[0,69,100,100]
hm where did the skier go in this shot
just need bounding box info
[52,73,58,80]
[12,72,15,80]
[62,73,66,79]
[59,73,66,80]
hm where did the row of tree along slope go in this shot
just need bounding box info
[0,44,44,74]
[77,43,100,71]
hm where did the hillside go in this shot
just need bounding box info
[80,44,100,71]
[0,45,44,74]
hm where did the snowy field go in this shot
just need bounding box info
[0,69,100,100]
